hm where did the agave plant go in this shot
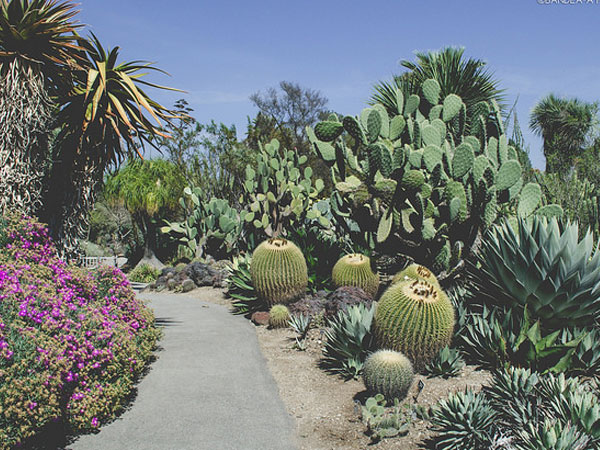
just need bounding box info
[225,253,263,315]
[469,216,600,329]
[425,346,465,379]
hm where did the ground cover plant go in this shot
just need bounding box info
[0,215,160,448]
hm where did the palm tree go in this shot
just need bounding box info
[0,0,82,215]
[104,159,185,268]
[41,33,180,259]
[371,47,505,126]
[530,94,597,174]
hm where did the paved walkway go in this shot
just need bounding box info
[70,293,297,450]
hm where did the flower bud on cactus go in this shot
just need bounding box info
[332,253,380,299]
[363,350,414,401]
[269,305,290,328]
[374,279,455,371]
[392,263,440,288]
[250,238,308,306]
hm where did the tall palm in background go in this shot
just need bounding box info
[0,0,81,215]
[529,94,597,174]
[41,34,179,258]
[371,47,505,128]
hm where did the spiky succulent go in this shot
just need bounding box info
[332,253,380,298]
[362,350,414,402]
[374,279,455,371]
[269,304,290,329]
[425,346,465,378]
[391,263,439,287]
[250,238,308,306]
[469,216,600,328]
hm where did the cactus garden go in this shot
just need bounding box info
[2,0,600,448]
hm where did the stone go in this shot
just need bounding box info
[181,279,196,293]
[167,278,179,291]
[288,291,328,319]
[251,311,270,326]
[325,286,373,319]
[185,262,217,286]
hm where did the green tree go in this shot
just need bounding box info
[104,159,185,268]
[530,94,598,174]
[371,47,506,126]
[0,0,81,215]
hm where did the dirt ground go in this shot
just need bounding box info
[182,287,491,450]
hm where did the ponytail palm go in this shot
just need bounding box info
[0,0,82,215]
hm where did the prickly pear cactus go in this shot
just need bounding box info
[331,253,380,299]
[392,263,440,287]
[362,350,414,401]
[306,79,562,282]
[250,238,308,306]
[374,279,455,371]
[268,304,291,328]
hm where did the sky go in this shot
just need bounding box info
[78,0,600,169]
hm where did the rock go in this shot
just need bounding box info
[289,291,328,319]
[325,286,373,319]
[181,279,196,293]
[185,262,217,286]
[167,278,179,291]
[161,267,177,278]
[211,272,227,288]
[251,311,270,326]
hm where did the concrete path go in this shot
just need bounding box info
[70,293,297,450]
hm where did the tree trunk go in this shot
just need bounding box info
[134,216,164,270]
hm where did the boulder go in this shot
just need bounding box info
[185,262,217,286]
[289,291,328,319]
[325,286,373,319]
[181,279,196,293]
[251,311,270,326]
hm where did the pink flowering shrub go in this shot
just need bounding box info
[0,215,160,448]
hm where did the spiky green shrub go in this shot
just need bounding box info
[374,279,455,371]
[362,350,414,402]
[425,346,465,378]
[269,305,290,328]
[250,238,307,306]
[128,263,160,283]
[225,253,263,314]
[321,303,376,379]
[391,263,439,287]
[469,216,600,328]
[331,253,379,298]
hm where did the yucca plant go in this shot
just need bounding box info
[470,216,600,329]
[0,0,82,215]
[321,303,376,379]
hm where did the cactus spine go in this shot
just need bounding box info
[331,253,380,298]
[250,238,308,306]
[269,305,291,328]
[374,279,455,371]
[392,263,440,288]
[362,350,414,401]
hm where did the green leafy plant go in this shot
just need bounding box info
[425,346,465,378]
[469,216,600,328]
[362,350,414,402]
[332,253,380,298]
[288,314,311,340]
[361,394,411,443]
[321,303,376,379]
[250,238,307,306]
[128,264,160,283]
[225,253,263,315]
[307,78,560,282]
[374,279,455,371]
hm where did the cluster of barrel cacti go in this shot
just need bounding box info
[307,78,562,280]
[161,186,241,259]
[241,138,329,238]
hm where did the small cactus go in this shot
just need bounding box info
[374,279,455,371]
[332,253,380,299]
[269,305,291,328]
[363,350,414,402]
[392,263,440,288]
[251,238,308,306]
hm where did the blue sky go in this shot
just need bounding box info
[78,0,600,169]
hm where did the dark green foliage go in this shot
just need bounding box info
[425,346,465,378]
[225,253,263,315]
[321,303,376,380]
[128,264,160,283]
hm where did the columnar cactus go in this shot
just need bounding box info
[392,263,439,287]
[362,350,414,401]
[307,78,562,281]
[250,238,308,306]
[268,305,291,328]
[374,279,455,371]
[331,253,380,298]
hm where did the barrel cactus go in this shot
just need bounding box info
[269,305,291,328]
[363,350,414,402]
[250,238,308,306]
[332,253,380,298]
[374,279,455,370]
[392,263,439,287]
